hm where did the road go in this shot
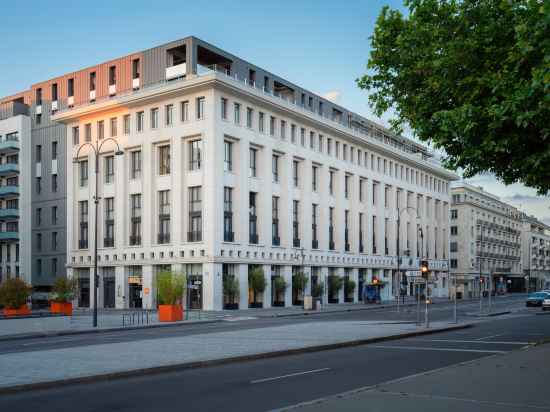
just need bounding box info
[0,295,545,412]
[0,294,526,355]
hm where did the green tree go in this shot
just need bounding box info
[248,266,266,304]
[357,0,550,193]
[292,272,308,295]
[0,278,32,309]
[49,277,77,303]
[223,275,240,305]
[273,276,287,303]
[156,271,186,305]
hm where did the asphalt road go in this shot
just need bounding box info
[0,294,527,355]
[0,297,546,412]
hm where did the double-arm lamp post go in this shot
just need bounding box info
[396,207,420,313]
[73,138,124,328]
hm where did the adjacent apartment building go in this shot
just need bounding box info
[521,214,550,291]
[450,183,523,298]
[1,37,457,310]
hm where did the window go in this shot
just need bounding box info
[52,174,58,192]
[359,179,365,202]
[310,131,315,149]
[165,104,173,126]
[110,117,117,137]
[246,107,253,128]
[329,170,334,195]
[181,100,189,122]
[312,204,318,248]
[300,128,305,146]
[450,259,458,269]
[372,183,378,205]
[151,108,159,129]
[104,197,115,247]
[132,58,140,80]
[136,111,144,132]
[188,187,202,242]
[450,226,458,236]
[269,116,275,136]
[51,206,58,225]
[123,115,130,135]
[158,145,170,175]
[36,145,42,163]
[234,103,241,124]
[104,156,114,183]
[224,141,233,172]
[130,150,141,179]
[451,209,458,219]
[79,201,88,249]
[196,97,205,119]
[345,175,350,199]
[79,160,88,186]
[372,216,377,254]
[312,166,318,191]
[52,258,58,277]
[249,148,257,177]
[272,196,280,245]
[384,186,390,208]
[345,210,350,251]
[52,142,58,160]
[89,72,96,92]
[68,78,74,98]
[85,124,92,141]
[280,120,286,139]
[130,194,141,245]
[450,242,458,252]
[221,98,228,119]
[327,138,332,155]
[158,190,170,244]
[52,232,58,251]
[224,187,233,242]
[293,200,300,247]
[72,126,79,146]
[189,140,202,170]
[109,65,116,87]
[272,155,279,182]
[249,192,258,244]
[329,207,335,250]
[259,112,265,132]
[291,124,296,143]
[293,160,299,187]
[36,208,42,226]
[359,213,364,252]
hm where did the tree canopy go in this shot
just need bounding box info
[357,0,550,194]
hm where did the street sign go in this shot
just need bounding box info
[406,270,422,278]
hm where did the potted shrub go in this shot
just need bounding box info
[156,271,186,322]
[49,277,77,316]
[272,276,287,307]
[344,277,356,303]
[328,275,343,304]
[311,282,324,310]
[0,278,32,317]
[223,275,239,310]
[292,272,308,306]
[248,266,266,308]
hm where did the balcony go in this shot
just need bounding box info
[272,236,280,246]
[0,185,18,198]
[187,231,202,242]
[0,163,19,176]
[293,238,301,248]
[0,139,19,154]
[129,235,141,246]
[166,63,187,80]
[0,208,19,220]
[0,231,18,241]
[224,231,234,242]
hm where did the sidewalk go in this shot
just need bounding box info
[0,320,469,393]
[284,342,550,412]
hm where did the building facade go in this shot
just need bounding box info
[2,37,456,309]
[449,183,523,298]
[521,214,550,291]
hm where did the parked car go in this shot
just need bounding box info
[526,292,550,307]
[542,297,550,311]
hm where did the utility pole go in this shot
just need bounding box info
[396,207,419,313]
[479,223,483,315]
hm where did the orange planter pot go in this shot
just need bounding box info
[4,306,31,317]
[50,302,73,316]
[158,304,183,322]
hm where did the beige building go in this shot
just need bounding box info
[521,214,550,291]
[450,183,522,298]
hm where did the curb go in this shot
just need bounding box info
[0,319,223,343]
[0,323,472,395]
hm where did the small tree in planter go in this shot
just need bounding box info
[248,266,266,308]
[292,272,308,305]
[272,276,287,307]
[156,271,186,322]
[328,275,343,303]
[49,277,77,316]
[312,282,324,300]
[0,278,32,317]
[223,275,239,310]
[344,277,356,303]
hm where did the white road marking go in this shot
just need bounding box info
[370,345,506,354]
[475,333,504,340]
[413,338,529,345]
[251,368,331,384]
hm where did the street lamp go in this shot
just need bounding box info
[396,207,419,313]
[73,138,124,328]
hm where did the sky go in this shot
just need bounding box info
[1,0,548,223]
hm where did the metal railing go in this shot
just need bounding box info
[122,309,153,327]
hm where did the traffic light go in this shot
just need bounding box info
[420,260,429,279]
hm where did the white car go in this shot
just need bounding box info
[542,298,550,311]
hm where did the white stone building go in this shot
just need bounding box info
[521,214,550,291]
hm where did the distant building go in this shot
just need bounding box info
[450,183,523,298]
[521,214,550,291]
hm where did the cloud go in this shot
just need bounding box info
[322,90,341,103]
[542,217,550,226]
[502,194,550,204]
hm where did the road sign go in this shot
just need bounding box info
[406,270,422,278]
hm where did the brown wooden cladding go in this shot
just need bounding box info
[27,52,143,107]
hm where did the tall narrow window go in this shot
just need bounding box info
[291,124,296,143]
[221,98,228,120]
[130,150,142,179]
[224,141,233,172]
[280,120,286,139]
[293,200,300,247]
[85,123,92,142]
[110,117,117,137]
[359,213,364,253]
[258,112,265,133]
[272,155,279,183]
[196,97,205,120]
[52,174,58,192]
[234,103,241,124]
[372,216,377,254]
[188,187,202,242]
[72,126,79,146]
[109,65,116,87]
[329,207,335,250]
[68,78,74,98]
[104,197,114,247]
[224,187,233,242]
[51,83,58,102]
[89,72,96,92]
[345,210,350,251]
[165,104,173,126]
[312,166,318,191]
[136,111,144,132]
[269,116,275,136]
[189,140,202,170]
[97,120,104,140]
[132,58,140,80]
[79,201,88,249]
[158,190,170,244]
[249,192,258,244]
[272,196,280,246]
[130,194,141,245]
[158,145,170,175]
[293,160,299,187]
[247,107,253,128]
[329,170,334,195]
[249,148,257,177]
[36,145,42,163]
[312,204,318,249]
[123,114,130,135]
[345,175,350,199]
[79,160,88,187]
[104,156,114,183]
[181,100,189,122]
[151,108,159,129]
